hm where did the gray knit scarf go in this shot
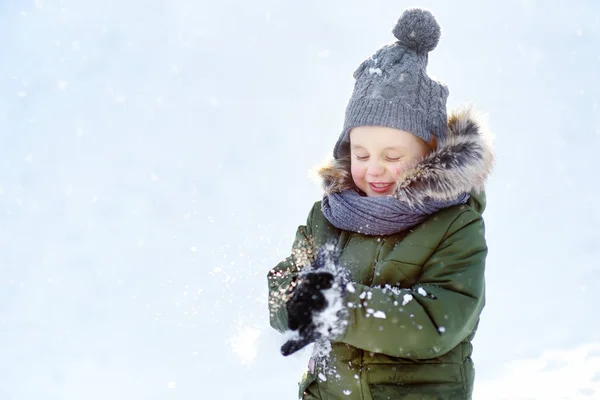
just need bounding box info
[321,190,469,236]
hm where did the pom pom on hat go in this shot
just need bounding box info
[392,8,441,53]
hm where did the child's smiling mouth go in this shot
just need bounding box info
[368,182,394,193]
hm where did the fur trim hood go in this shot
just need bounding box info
[317,108,494,207]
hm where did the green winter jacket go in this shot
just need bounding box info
[267,109,493,400]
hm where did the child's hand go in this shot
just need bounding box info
[280,323,319,356]
[286,272,334,330]
[281,243,347,356]
[281,271,334,356]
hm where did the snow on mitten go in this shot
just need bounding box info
[281,244,348,356]
[286,272,333,331]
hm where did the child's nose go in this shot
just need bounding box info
[367,161,385,176]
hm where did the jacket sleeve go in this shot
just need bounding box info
[336,211,487,359]
[267,204,317,333]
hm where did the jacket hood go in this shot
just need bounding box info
[317,108,495,209]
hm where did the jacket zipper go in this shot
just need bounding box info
[360,237,386,400]
[367,237,386,286]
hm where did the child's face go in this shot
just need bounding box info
[349,126,432,197]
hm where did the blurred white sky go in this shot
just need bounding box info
[1,0,599,399]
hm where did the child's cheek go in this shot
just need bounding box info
[350,164,365,185]
[391,164,406,180]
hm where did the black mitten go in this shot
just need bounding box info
[281,271,334,356]
[280,323,320,356]
[281,244,345,356]
[286,272,334,331]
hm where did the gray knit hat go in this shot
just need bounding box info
[333,8,449,159]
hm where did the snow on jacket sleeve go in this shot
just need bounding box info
[336,211,487,359]
[267,204,317,333]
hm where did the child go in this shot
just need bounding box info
[267,8,494,400]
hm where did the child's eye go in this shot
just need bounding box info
[386,156,402,162]
[355,155,369,161]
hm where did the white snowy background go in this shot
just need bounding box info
[1,0,599,399]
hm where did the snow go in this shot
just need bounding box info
[379,284,402,295]
[402,293,413,306]
[346,282,356,293]
[313,338,332,360]
[1,1,599,399]
[475,342,600,400]
[368,67,382,76]
[313,283,346,339]
[229,324,262,365]
[372,311,386,319]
